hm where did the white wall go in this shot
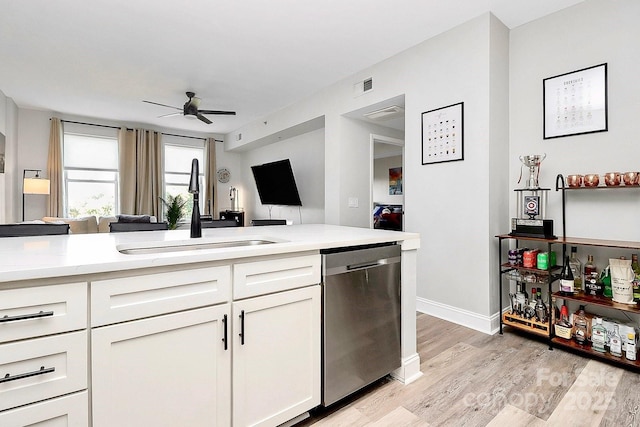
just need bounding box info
[510,0,640,242]
[240,127,325,224]
[4,95,18,222]
[18,109,50,220]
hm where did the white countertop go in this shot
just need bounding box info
[0,224,419,283]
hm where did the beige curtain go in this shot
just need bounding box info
[205,137,218,217]
[118,128,162,217]
[46,118,63,216]
[118,127,136,214]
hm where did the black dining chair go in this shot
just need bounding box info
[109,222,169,232]
[201,219,239,228]
[0,223,70,237]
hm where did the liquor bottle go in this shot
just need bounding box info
[573,305,588,345]
[583,254,597,295]
[569,246,583,293]
[534,288,547,323]
[592,318,607,352]
[515,283,526,314]
[602,266,613,298]
[529,287,538,309]
[559,255,575,295]
[610,324,622,357]
[626,332,637,361]
[632,254,640,302]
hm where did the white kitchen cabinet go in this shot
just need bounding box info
[0,282,88,421]
[92,305,231,427]
[232,285,321,427]
[0,391,88,427]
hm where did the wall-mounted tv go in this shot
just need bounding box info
[251,159,302,206]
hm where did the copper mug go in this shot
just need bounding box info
[584,174,600,187]
[623,171,639,186]
[604,172,621,186]
[566,174,583,188]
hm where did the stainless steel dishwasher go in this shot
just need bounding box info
[321,243,401,406]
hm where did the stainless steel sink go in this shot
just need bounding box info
[117,239,277,255]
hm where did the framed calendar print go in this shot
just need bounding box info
[421,102,463,165]
[543,63,608,139]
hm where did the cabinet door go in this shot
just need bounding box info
[0,391,88,427]
[91,305,231,427]
[233,286,320,427]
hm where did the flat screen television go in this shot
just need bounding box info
[251,159,302,206]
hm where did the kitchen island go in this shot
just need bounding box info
[0,224,421,427]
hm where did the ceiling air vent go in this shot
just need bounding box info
[363,78,373,92]
[363,105,404,121]
[353,77,374,97]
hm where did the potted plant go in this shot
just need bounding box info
[160,195,186,230]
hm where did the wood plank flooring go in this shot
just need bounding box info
[297,313,640,427]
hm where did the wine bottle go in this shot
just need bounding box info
[534,288,547,323]
[559,255,575,295]
[632,254,640,302]
[568,246,582,293]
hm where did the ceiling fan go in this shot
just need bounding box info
[143,91,236,124]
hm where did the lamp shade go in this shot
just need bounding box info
[23,177,50,195]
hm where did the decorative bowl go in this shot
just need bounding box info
[604,172,621,186]
[623,171,640,186]
[583,174,600,187]
[566,174,583,188]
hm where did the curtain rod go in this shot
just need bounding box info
[54,119,223,142]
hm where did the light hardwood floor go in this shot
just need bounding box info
[298,313,640,427]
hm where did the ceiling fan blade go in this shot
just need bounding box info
[198,110,236,116]
[143,100,181,110]
[158,112,182,118]
[197,114,212,124]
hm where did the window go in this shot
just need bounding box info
[63,132,119,218]
[164,138,206,220]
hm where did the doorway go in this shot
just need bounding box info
[370,134,404,230]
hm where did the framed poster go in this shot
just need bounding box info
[389,167,402,195]
[421,102,463,165]
[543,63,608,139]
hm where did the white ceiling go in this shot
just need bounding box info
[0,0,583,135]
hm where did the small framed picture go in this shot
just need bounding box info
[543,63,608,139]
[421,102,463,165]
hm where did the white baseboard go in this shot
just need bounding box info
[416,297,501,335]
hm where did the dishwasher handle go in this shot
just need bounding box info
[346,261,384,271]
[324,255,401,276]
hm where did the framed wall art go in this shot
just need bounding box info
[389,167,402,195]
[421,102,463,165]
[543,63,608,139]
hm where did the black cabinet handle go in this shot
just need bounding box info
[222,314,228,351]
[0,310,54,323]
[239,310,245,345]
[1,366,55,383]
